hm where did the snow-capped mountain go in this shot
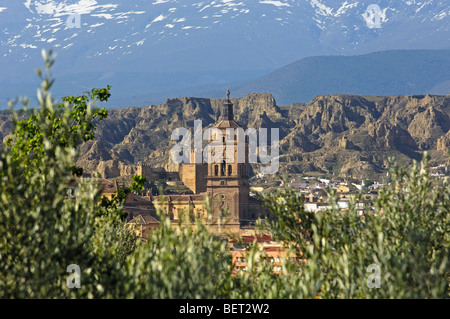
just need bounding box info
[0,0,449,107]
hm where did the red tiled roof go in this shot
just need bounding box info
[241,234,272,243]
[141,215,159,224]
[97,178,119,193]
[214,119,241,128]
[125,193,151,205]
[153,194,206,202]
[129,214,160,224]
[263,246,285,252]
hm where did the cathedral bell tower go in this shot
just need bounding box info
[206,90,250,225]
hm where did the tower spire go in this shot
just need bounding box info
[221,89,234,120]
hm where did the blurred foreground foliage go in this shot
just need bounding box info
[259,159,449,298]
[0,51,448,298]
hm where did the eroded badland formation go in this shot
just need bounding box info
[1,93,450,181]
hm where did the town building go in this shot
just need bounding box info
[230,235,305,275]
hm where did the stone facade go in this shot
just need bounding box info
[179,155,208,194]
[118,162,166,180]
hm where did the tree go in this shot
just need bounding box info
[0,50,135,298]
[131,174,147,194]
[258,155,449,298]
[122,211,233,298]
[99,174,148,220]
[364,179,374,188]
[5,49,109,176]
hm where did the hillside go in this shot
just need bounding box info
[2,93,450,179]
[9,93,450,180]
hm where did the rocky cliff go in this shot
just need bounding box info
[1,93,449,179]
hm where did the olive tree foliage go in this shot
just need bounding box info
[122,209,233,298]
[0,50,136,298]
[5,50,109,176]
[258,156,449,298]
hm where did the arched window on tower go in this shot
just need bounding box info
[221,160,225,176]
[228,165,232,176]
[214,165,219,176]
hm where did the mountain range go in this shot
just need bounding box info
[1,0,449,108]
[170,49,450,105]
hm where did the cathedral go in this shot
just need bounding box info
[151,91,268,229]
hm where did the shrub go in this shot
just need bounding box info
[259,157,449,298]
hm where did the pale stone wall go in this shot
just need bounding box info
[180,163,207,194]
